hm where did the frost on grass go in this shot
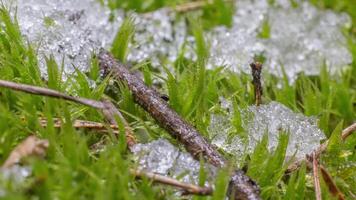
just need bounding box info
[208,100,325,160]
[131,139,216,185]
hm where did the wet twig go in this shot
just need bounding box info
[131,169,213,195]
[98,50,260,200]
[312,153,322,200]
[286,122,356,173]
[0,79,136,148]
[250,62,263,106]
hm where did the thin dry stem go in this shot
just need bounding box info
[341,122,356,140]
[0,79,136,148]
[312,153,322,200]
[39,117,119,130]
[131,169,213,195]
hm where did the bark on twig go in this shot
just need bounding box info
[286,122,356,173]
[250,62,263,106]
[1,136,49,169]
[131,169,213,195]
[0,79,136,148]
[98,50,260,200]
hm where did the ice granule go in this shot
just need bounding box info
[208,100,325,160]
[7,0,186,77]
[131,139,216,185]
[131,139,179,175]
[208,0,352,82]
[6,0,352,82]
[130,0,352,82]
[6,0,124,76]
[127,9,188,67]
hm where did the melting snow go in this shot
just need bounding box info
[6,0,352,81]
[208,99,326,160]
[6,0,123,75]
[131,139,216,185]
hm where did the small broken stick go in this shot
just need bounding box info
[250,62,263,106]
[312,153,322,200]
[1,136,49,169]
[39,117,119,130]
[99,50,260,200]
[131,169,213,196]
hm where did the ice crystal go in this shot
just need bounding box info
[208,100,325,159]
[8,0,123,76]
[131,139,216,184]
[8,0,352,81]
[208,0,352,82]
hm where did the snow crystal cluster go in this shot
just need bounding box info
[131,139,216,184]
[7,0,352,81]
[129,0,352,82]
[128,10,189,67]
[7,0,123,75]
[208,100,325,160]
[210,0,352,82]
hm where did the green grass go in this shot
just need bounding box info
[1,1,356,199]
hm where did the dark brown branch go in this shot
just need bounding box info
[286,122,356,174]
[131,169,213,195]
[0,79,136,148]
[250,62,263,106]
[98,50,260,200]
[0,80,103,109]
